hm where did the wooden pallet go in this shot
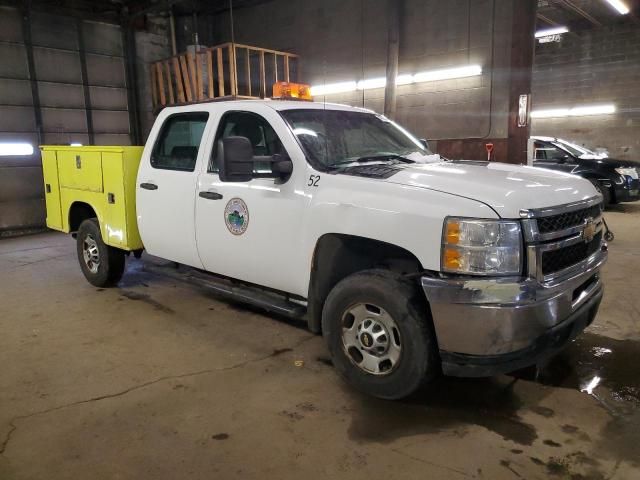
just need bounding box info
[150,42,299,109]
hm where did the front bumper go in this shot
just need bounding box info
[613,177,639,203]
[421,247,607,377]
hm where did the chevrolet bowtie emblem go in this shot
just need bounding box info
[583,217,596,243]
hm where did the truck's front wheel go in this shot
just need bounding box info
[76,219,125,287]
[322,270,439,399]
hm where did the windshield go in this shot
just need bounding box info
[280,109,431,169]
[554,139,597,157]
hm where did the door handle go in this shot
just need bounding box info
[140,182,158,190]
[199,191,223,200]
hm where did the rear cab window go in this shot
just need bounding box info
[151,113,209,171]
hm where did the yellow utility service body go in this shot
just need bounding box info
[40,146,144,251]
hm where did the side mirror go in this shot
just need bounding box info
[219,136,254,182]
[218,136,294,182]
[420,138,430,150]
[271,154,293,176]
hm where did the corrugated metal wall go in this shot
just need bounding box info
[0,5,132,234]
[0,154,44,234]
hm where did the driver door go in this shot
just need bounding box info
[194,106,310,296]
[533,141,576,173]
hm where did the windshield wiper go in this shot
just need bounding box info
[356,154,413,163]
[328,154,414,168]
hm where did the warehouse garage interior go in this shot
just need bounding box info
[1,0,639,479]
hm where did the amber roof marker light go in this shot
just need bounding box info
[272,82,312,101]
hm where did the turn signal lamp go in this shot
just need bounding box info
[445,221,461,245]
[443,248,462,270]
[272,82,312,101]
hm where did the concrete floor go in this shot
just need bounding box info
[1,204,639,480]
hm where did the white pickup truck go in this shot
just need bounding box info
[41,99,608,399]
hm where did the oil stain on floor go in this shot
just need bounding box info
[347,376,537,446]
[527,333,640,468]
[343,332,640,471]
[119,290,175,314]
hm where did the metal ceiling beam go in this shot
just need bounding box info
[554,0,603,27]
[537,13,557,25]
[122,21,142,145]
[76,17,95,145]
[0,0,122,24]
[20,2,43,146]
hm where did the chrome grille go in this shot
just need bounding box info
[521,197,604,282]
[541,231,602,275]
[537,204,602,234]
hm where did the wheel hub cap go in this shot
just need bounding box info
[341,303,401,376]
[357,319,389,354]
[82,234,100,274]
[360,332,374,348]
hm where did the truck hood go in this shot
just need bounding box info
[383,160,599,218]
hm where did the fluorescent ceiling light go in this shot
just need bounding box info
[310,64,481,96]
[357,77,386,90]
[292,128,317,137]
[0,142,34,156]
[570,104,616,116]
[535,26,569,38]
[309,81,357,96]
[413,65,482,83]
[531,104,616,118]
[395,74,414,85]
[603,0,629,14]
[530,108,571,118]
[356,76,416,89]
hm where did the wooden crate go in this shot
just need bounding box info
[150,42,299,110]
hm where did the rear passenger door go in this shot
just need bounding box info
[136,111,209,268]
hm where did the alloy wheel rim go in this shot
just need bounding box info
[341,303,402,375]
[82,234,100,274]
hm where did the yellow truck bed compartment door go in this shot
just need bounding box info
[41,150,63,230]
[58,150,103,192]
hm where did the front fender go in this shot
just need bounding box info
[299,174,497,288]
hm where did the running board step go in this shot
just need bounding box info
[143,262,307,319]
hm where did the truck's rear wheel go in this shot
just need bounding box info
[76,218,125,287]
[322,270,439,399]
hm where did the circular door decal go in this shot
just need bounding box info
[224,198,249,235]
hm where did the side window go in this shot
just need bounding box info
[209,111,285,173]
[534,142,563,162]
[151,113,209,171]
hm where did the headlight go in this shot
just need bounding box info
[615,167,639,179]
[441,218,523,276]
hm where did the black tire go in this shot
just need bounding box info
[322,269,439,400]
[76,218,125,287]
[589,179,612,209]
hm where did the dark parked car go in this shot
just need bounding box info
[532,136,640,208]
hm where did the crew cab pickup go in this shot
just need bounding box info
[41,100,608,399]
